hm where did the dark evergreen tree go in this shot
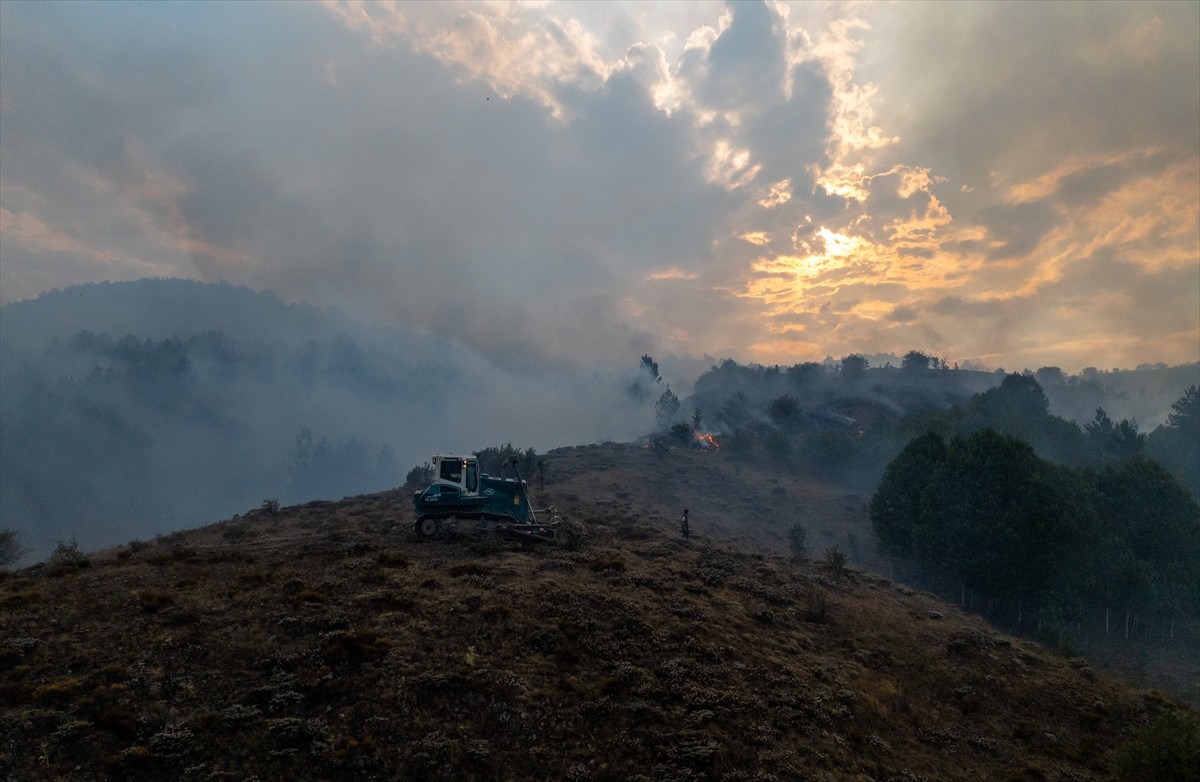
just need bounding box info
[719,391,751,431]
[840,354,868,383]
[1085,407,1145,464]
[1092,457,1200,623]
[655,387,681,428]
[767,394,801,431]
[870,431,948,557]
[920,430,1081,601]
[901,350,932,372]
[1147,386,1200,500]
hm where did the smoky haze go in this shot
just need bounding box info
[1,2,1196,374]
[0,280,661,562]
[4,279,1196,566]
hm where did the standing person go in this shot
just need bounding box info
[680,508,689,539]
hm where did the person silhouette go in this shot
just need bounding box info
[680,508,689,539]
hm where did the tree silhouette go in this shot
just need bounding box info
[1,529,30,566]
[787,523,808,558]
[872,425,1198,627]
[840,354,867,383]
[1147,386,1200,500]
[767,394,800,431]
[1085,407,1144,464]
[640,355,661,383]
[870,431,948,557]
[628,354,662,401]
[655,387,681,428]
[719,391,751,430]
[1165,385,1200,432]
[901,350,932,372]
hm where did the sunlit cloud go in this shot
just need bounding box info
[705,139,762,189]
[320,0,408,46]
[809,16,899,202]
[757,178,792,208]
[647,266,698,281]
[1,206,109,260]
[325,1,612,119]
[738,231,772,246]
[1,0,1195,376]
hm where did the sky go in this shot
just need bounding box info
[1,0,1197,376]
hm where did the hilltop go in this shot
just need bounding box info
[2,444,1195,780]
[4,279,1196,563]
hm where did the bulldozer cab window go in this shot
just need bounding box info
[440,460,462,483]
[465,461,478,493]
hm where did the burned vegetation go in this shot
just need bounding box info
[2,447,1195,781]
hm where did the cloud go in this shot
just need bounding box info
[0,0,1196,378]
[975,200,1059,261]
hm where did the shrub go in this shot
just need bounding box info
[724,430,755,461]
[824,546,848,581]
[136,589,177,612]
[1,529,30,566]
[787,523,808,558]
[764,431,792,459]
[1112,710,1200,782]
[405,462,434,488]
[670,422,694,446]
[802,587,830,623]
[48,537,90,574]
[33,676,83,704]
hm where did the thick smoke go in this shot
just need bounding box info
[0,280,660,561]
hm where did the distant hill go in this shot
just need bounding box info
[0,279,354,353]
[3,277,1196,562]
[1,446,1195,780]
[0,280,653,561]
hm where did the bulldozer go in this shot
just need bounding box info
[412,454,560,542]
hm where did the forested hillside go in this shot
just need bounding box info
[0,280,653,561]
[677,358,1200,501]
[871,431,1199,653]
[2,280,1196,566]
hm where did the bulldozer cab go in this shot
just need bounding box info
[432,455,478,496]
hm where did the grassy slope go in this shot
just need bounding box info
[1,444,1191,780]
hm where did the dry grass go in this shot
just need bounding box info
[0,443,1192,780]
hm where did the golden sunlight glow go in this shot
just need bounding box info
[757,179,792,208]
[738,191,980,337]
[745,335,824,358]
[1072,160,1200,272]
[881,192,953,248]
[738,231,772,246]
[706,139,761,189]
[808,16,899,204]
[1007,150,1148,202]
[815,161,869,201]
[646,266,698,281]
[895,166,938,199]
[816,227,861,258]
